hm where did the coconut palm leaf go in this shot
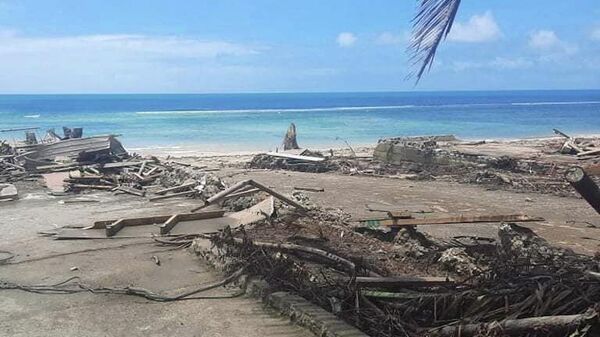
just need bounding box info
[408,0,461,82]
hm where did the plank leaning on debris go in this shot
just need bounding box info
[265,152,325,162]
[359,214,544,228]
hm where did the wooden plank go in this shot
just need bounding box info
[159,214,180,235]
[350,276,454,288]
[155,181,196,195]
[387,211,413,219]
[105,219,125,237]
[359,214,544,228]
[137,161,147,175]
[248,180,307,211]
[91,210,226,230]
[69,184,114,190]
[222,187,261,200]
[265,152,325,162]
[149,190,195,201]
[577,148,600,157]
[198,179,252,208]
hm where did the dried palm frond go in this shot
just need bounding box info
[408,0,462,82]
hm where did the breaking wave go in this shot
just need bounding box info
[511,101,600,106]
[135,105,416,115]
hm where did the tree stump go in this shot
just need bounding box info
[282,123,300,150]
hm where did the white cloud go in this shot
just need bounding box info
[0,30,262,92]
[528,30,560,49]
[448,11,501,43]
[0,32,258,58]
[336,32,357,47]
[590,27,600,41]
[528,30,577,55]
[452,57,533,71]
[375,31,407,45]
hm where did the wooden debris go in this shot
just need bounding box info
[99,210,225,236]
[282,123,300,150]
[348,276,454,289]
[359,214,544,228]
[431,311,598,337]
[566,166,600,214]
[149,190,195,202]
[155,181,196,195]
[194,179,306,212]
[293,186,325,192]
[265,152,325,162]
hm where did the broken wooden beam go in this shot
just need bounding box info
[348,276,454,289]
[359,214,544,228]
[193,179,306,212]
[160,214,180,235]
[566,166,600,214]
[155,181,197,195]
[105,219,125,237]
[158,210,227,235]
[222,187,261,200]
[430,310,598,337]
[98,210,226,236]
[265,152,325,162]
[247,180,307,212]
[149,190,196,201]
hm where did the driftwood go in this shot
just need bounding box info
[293,186,324,192]
[282,123,300,150]
[566,166,600,214]
[431,310,598,337]
[229,237,355,273]
[193,179,306,212]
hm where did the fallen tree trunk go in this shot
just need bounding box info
[566,167,600,214]
[282,123,299,150]
[430,310,598,337]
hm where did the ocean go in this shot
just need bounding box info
[1,90,599,153]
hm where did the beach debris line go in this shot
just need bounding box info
[191,198,599,337]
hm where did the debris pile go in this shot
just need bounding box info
[198,203,600,337]
[248,150,338,173]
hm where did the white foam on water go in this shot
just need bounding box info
[135,105,417,115]
[511,101,600,106]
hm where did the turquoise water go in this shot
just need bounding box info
[0,91,599,151]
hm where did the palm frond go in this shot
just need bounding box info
[408,0,461,83]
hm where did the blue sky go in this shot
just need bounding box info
[0,0,599,93]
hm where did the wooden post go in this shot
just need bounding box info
[566,167,600,215]
[282,123,300,150]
